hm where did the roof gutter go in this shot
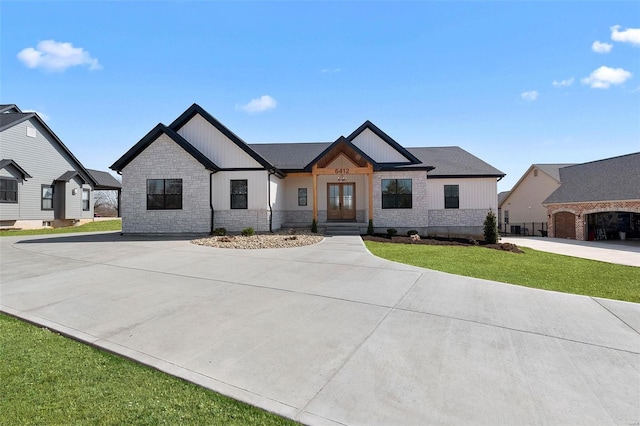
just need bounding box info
[210,171,217,235]
[267,170,276,233]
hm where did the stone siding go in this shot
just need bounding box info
[214,209,269,232]
[285,210,313,224]
[428,208,488,227]
[547,200,640,241]
[122,134,211,234]
[372,171,428,228]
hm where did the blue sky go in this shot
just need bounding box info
[2,1,639,192]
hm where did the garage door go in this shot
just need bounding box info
[555,212,576,239]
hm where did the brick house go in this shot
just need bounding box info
[111,104,504,237]
[543,152,640,241]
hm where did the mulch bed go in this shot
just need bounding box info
[361,234,523,253]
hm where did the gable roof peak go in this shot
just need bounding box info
[346,120,421,164]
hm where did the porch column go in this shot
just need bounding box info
[312,165,318,221]
[367,165,374,221]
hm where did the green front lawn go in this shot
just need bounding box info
[0,219,121,236]
[0,314,296,425]
[364,241,640,303]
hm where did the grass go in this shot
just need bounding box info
[364,241,640,303]
[0,313,296,425]
[0,219,121,236]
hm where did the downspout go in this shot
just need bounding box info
[210,171,216,235]
[267,169,276,233]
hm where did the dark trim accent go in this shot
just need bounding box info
[0,159,32,180]
[168,103,277,171]
[345,120,421,164]
[209,172,216,235]
[219,167,267,171]
[110,124,219,172]
[56,170,88,184]
[230,179,248,210]
[41,184,54,211]
[303,136,380,171]
[378,165,436,172]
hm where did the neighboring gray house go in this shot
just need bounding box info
[0,104,120,229]
[111,103,504,237]
[543,152,640,241]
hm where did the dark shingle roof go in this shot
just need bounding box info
[409,147,505,177]
[544,152,640,204]
[0,112,33,131]
[87,169,122,190]
[249,142,331,170]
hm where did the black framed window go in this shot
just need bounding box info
[298,188,307,206]
[0,178,18,203]
[382,179,412,209]
[82,188,90,211]
[41,185,54,210]
[147,179,182,210]
[230,180,248,209]
[444,185,459,209]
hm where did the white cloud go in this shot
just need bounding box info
[321,68,341,74]
[611,25,640,46]
[581,66,632,89]
[521,91,538,102]
[552,77,574,88]
[23,109,50,121]
[591,41,612,53]
[236,95,277,113]
[17,40,101,72]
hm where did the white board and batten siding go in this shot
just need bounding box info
[211,170,269,210]
[177,114,262,169]
[427,177,498,210]
[0,118,93,221]
[351,128,408,163]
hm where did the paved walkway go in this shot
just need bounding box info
[502,236,640,267]
[1,232,639,425]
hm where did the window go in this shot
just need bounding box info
[504,210,509,224]
[298,188,307,206]
[444,185,459,209]
[41,185,54,210]
[82,189,90,211]
[382,179,412,209]
[230,180,248,209]
[147,179,182,210]
[0,178,17,203]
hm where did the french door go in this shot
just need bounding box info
[327,183,356,221]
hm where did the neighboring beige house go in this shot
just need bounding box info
[499,164,573,236]
[111,103,505,237]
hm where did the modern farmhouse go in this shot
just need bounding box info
[111,104,504,236]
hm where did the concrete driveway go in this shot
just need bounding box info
[1,233,639,425]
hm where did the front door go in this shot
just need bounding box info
[327,183,356,221]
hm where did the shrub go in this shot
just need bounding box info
[311,219,318,233]
[367,219,374,235]
[212,227,227,236]
[407,230,419,236]
[387,228,397,237]
[483,208,498,244]
[241,227,255,237]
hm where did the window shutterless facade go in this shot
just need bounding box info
[444,185,459,209]
[230,180,248,209]
[147,179,182,210]
[41,185,54,210]
[298,188,307,206]
[381,179,412,209]
[0,178,18,203]
[82,188,90,211]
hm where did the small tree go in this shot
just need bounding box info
[483,208,498,244]
[367,219,374,235]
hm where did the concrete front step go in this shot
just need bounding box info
[325,227,363,236]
